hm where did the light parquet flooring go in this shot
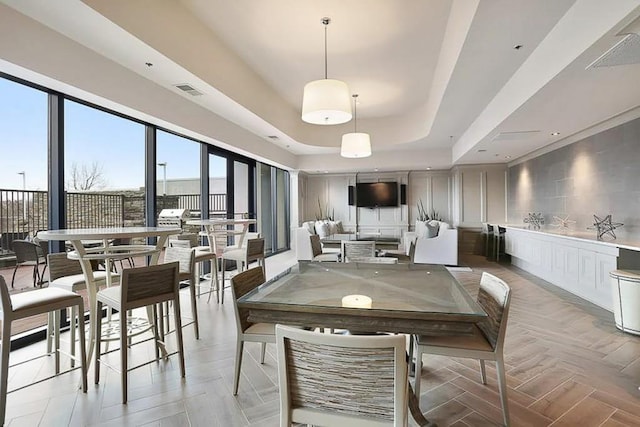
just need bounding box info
[3,252,640,426]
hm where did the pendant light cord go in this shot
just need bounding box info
[353,94,358,132]
[324,21,328,79]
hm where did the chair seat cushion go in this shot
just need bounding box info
[312,253,340,262]
[11,287,81,313]
[222,248,245,262]
[245,322,275,335]
[194,248,216,262]
[416,325,494,352]
[50,271,119,292]
[96,286,121,309]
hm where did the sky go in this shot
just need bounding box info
[0,78,225,192]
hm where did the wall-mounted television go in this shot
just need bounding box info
[356,182,398,208]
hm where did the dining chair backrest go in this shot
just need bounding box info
[0,275,12,312]
[245,238,265,262]
[47,252,83,281]
[163,246,195,275]
[11,240,41,263]
[476,272,511,351]
[231,267,265,334]
[276,324,408,427]
[309,234,323,258]
[341,240,376,262]
[119,262,180,310]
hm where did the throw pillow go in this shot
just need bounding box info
[315,220,330,238]
[327,220,339,235]
[303,221,315,235]
[415,221,428,238]
[335,220,344,234]
[425,222,439,238]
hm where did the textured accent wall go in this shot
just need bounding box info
[508,117,640,236]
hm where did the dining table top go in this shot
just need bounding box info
[238,262,487,335]
[37,226,182,241]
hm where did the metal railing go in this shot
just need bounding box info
[1,189,227,252]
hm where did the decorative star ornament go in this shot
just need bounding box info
[589,214,623,240]
[524,212,545,229]
[551,215,576,231]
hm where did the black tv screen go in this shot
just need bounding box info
[356,182,398,207]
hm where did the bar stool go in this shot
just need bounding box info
[94,262,185,404]
[0,275,87,425]
[494,225,507,262]
[485,224,495,260]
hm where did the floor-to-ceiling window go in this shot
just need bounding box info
[0,77,50,337]
[64,100,146,230]
[156,130,201,218]
[257,162,290,255]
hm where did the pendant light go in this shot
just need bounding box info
[341,94,371,158]
[301,17,352,125]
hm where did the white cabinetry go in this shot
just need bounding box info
[505,227,618,310]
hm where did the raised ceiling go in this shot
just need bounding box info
[1,0,640,172]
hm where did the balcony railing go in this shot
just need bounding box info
[0,189,227,253]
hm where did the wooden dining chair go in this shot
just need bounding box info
[0,275,87,425]
[94,262,185,404]
[230,266,274,395]
[413,272,512,426]
[341,240,376,262]
[163,246,205,339]
[276,324,409,426]
[222,237,265,304]
[309,234,339,262]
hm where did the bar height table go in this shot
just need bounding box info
[37,227,181,365]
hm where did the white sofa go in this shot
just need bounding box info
[403,221,458,265]
[295,220,344,261]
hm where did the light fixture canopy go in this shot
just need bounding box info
[301,17,352,125]
[341,94,371,158]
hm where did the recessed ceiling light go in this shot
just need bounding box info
[551,132,560,136]
[374,168,379,171]
[513,44,523,50]
[505,155,511,159]
[324,170,328,173]
[426,167,432,170]
[477,149,487,153]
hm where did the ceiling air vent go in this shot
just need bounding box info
[174,83,203,96]
[587,33,640,69]
[491,130,540,142]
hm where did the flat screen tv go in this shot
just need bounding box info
[356,182,398,208]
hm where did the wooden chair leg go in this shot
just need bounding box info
[479,359,487,384]
[414,344,423,404]
[496,356,510,427]
[233,340,244,395]
[173,296,186,378]
[190,274,199,339]
[120,308,128,404]
[94,301,103,384]
[0,318,12,426]
[54,309,61,374]
[260,342,266,364]
[70,306,77,368]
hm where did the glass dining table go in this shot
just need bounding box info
[238,261,486,336]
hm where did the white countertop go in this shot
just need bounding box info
[501,224,640,252]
